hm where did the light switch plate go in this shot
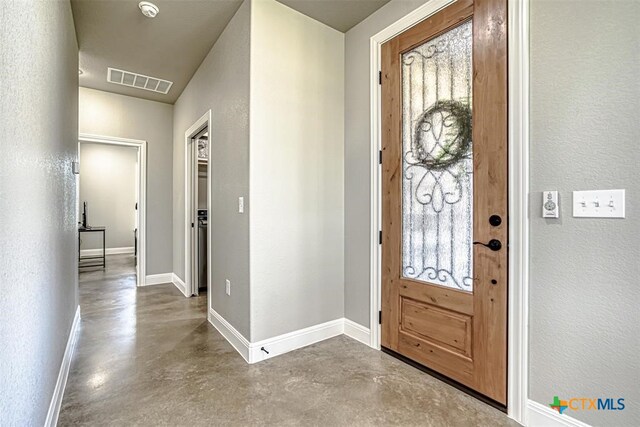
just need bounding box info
[572,189,625,218]
[542,191,559,218]
[225,279,231,296]
[72,161,80,175]
[238,197,244,213]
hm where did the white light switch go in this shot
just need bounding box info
[542,191,559,218]
[572,189,625,218]
[238,197,244,213]
[225,279,231,296]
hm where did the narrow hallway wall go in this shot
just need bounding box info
[0,0,79,424]
[173,0,251,338]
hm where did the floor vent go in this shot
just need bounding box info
[107,68,173,94]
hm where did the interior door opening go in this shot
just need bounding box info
[76,135,147,287]
[184,112,211,300]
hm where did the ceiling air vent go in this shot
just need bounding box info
[107,67,173,95]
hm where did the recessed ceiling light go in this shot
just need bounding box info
[78,69,83,75]
[138,1,159,18]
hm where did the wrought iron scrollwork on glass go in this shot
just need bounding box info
[401,20,474,292]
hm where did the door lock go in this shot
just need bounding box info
[489,215,502,226]
[473,239,502,251]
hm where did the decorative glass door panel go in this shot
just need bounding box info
[381,0,508,404]
[401,20,473,291]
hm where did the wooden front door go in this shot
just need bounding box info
[380,0,507,404]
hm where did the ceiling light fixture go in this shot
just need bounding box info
[138,1,159,18]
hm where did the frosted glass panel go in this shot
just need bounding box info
[401,20,473,291]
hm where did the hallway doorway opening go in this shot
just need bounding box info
[184,111,212,299]
[77,134,147,286]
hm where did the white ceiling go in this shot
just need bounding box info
[72,0,390,104]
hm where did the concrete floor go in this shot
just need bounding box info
[59,255,518,426]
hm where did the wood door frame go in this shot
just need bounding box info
[184,110,212,302]
[368,0,529,423]
[78,133,147,287]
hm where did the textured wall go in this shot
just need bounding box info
[344,0,429,327]
[250,0,345,341]
[173,0,251,338]
[529,1,640,425]
[0,0,79,424]
[79,87,174,275]
[79,143,137,249]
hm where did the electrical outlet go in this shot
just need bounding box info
[238,197,244,213]
[225,279,231,296]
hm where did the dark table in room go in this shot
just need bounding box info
[78,226,106,269]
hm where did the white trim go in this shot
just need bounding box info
[143,273,174,286]
[526,400,592,427]
[507,0,530,423]
[184,111,212,299]
[78,133,147,288]
[249,319,344,363]
[207,311,369,365]
[368,1,529,424]
[208,308,251,363]
[172,273,189,297]
[343,319,371,346]
[80,247,134,256]
[45,306,81,427]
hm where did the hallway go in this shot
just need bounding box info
[58,255,515,426]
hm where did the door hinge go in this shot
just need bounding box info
[378,150,382,165]
[378,230,382,245]
[379,71,382,85]
[378,310,382,324]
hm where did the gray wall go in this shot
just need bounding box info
[344,0,429,327]
[79,87,173,275]
[79,143,137,250]
[249,0,345,342]
[173,0,251,338]
[0,0,79,424]
[529,1,640,425]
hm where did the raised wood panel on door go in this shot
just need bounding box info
[381,0,508,404]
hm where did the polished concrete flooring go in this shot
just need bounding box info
[59,255,518,426]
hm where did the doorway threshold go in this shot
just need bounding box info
[381,346,507,413]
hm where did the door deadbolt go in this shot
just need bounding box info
[489,215,502,227]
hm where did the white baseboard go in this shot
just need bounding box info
[527,399,591,427]
[142,273,173,286]
[344,318,371,346]
[207,310,368,365]
[45,306,81,427]
[249,318,344,363]
[80,246,134,256]
[171,273,189,297]
[208,308,251,362]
